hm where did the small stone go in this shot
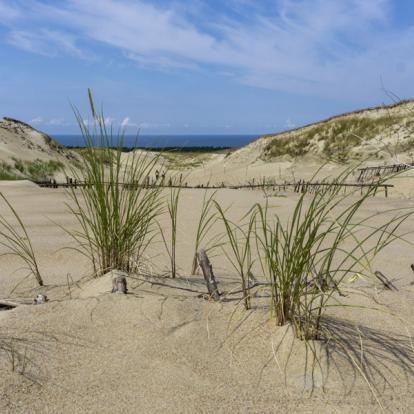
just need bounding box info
[33,294,48,304]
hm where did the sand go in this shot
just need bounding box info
[1,110,414,412]
[0,168,414,413]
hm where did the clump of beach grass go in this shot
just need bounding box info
[12,158,64,181]
[253,169,412,340]
[217,167,411,340]
[216,202,256,310]
[0,193,43,286]
[0,161,19,180]
[191,190,221,275]
[65,90,163,276]
[159,185,181,278]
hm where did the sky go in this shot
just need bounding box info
[0,0,414,135]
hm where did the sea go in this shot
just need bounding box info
[52,134,260,149]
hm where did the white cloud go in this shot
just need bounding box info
[3,0,414,100]
[138,122,151,129]
[121,117,130,128]
[126,52,199,72]
[48,118,67,126]
[28,117,72,127]
[29,116,43,124]
[104,117,114,126]
[7,28,94,59]
[285,118,295,129]
[120,117,139,128]
[134,121,171,130]
[0,1,20,20]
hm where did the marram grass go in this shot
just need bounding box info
[159,185,181,278]
[0,192,43,286]
[65,90,163,276]
[216,201,256,310]
[218,167,412,340]
[191,190,222,275]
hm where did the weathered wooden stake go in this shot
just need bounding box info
[112,275,128,294]
[374,270,398,291]
[197,249,220,301]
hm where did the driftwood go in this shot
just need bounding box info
[410,264,414,285]
[197,249,220,301]
[112,275,128,294]
[374,271,398,291]
[224,281,271,296]
[0,299,20,308]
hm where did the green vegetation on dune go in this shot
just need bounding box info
[12,158,64,181]
[42,133,65,151]
[65,89,163,276]
[0,161,19,180]
[0,158,64,181]
[263,114,414,162]
[70,146,231,171]
[160,151,209,170]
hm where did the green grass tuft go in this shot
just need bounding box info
[0,193,44,286]
[64,89,163,276]
[0,161,19,180]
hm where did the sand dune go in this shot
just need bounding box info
[1,111,414,412]
[0,118,80,181]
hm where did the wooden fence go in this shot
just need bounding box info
[34,177,393,197]
[357,163,413,182]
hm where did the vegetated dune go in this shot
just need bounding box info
[229,99,414,164]
[4,98,414,186]
[0,117,169,183]
[0,117,80,181]
[178,100,414,193]
[1,103,414,413]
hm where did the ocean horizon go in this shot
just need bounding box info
[52,134,261,148]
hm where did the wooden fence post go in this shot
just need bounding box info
[374,270,398,291]
[112,273,128,294]
[197,249,220,301]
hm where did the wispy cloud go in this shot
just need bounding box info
[48,118,68,126]
[28,117,71,127]
[0,0,20,20]
[120,117,130,128]
[6,28,94,59]
[2,0,414,100]
[29,116,43,124]
[121,117,140,128]
[126,52,200,72]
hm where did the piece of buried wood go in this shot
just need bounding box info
[374,271,398,291]
[410,264,414,285]
[0,299,20,308]
[111,271,128,294]
[197,249,220,301]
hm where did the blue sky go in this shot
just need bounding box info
[0,0,414,135]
